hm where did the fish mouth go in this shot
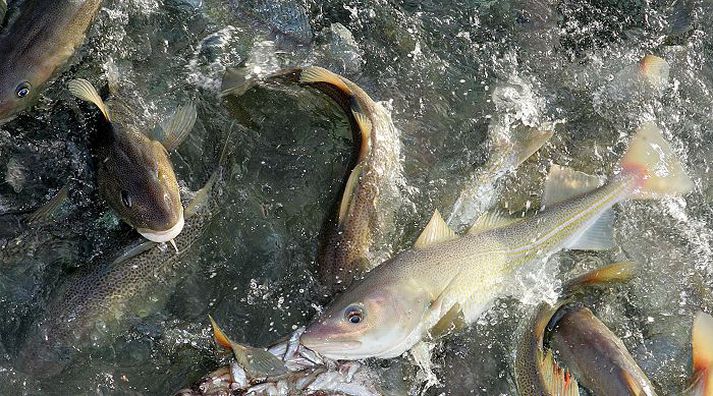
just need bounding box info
[136,213,185,243]
[300,331,363,358]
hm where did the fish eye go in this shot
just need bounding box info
[344,305,364,324]
[15,82,31,98]
[120,190,132,208]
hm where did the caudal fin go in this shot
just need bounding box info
[689,311,713,396]
[620,122,693,199]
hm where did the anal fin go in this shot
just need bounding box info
[565,208,615,251]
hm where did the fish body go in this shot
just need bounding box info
[17,171,218,377]
[301,122,693,360]
[551,306,657,396]
[69,79,196,242]
[0,0,102,121]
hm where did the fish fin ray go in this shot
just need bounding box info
[208,315,234,350]
[540,349,580,396]
[237,345,288,378]
[543,165,602,207]
[563,261,635,294]
[112,240,157,265]
[299,66,354,96]
[414,210,458,249]
[68,79,111,121]
[564,208,615,250]
[25,183,70,224]
[220,67,259,97]
[154,102,197,151]
[338,162,364,225]
[429,303,465,338]
[468,209,520,234]
[351,108,372,161]
[503,125,554,168]
[621,122,693,198]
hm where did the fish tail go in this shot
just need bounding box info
[619,121,693,199]
[690,312,713,395]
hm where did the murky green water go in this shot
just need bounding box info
[0,0,711,394]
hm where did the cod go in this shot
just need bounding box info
[301,122,693,360]
[0,0,103,122]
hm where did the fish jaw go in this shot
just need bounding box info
[137,211,185,242]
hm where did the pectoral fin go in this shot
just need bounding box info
[338,162,364,225]
[152,103,197,151]
[414,210,458,249]
[540,349,580,396]
[429,303,465,338]
[112,240,157,265]
[68,79,111,121]
[25,183,70,224]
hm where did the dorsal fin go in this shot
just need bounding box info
[337,162,364,225]
[543,165,602,207]
[468,209,521,234]
[414,210,458,249]
[540,349,581,396]
[68,79,111,121]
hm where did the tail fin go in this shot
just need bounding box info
[620,122,693,199]
[690,311,713,395]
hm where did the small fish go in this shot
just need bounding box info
[16,161,222,377]
[687,312,713,396]
[68,78,196,242]
[301,122,693,360]
[550,305,657,396]
[515,262,635,396]
[223,66,404,293]
[0,0,103,122]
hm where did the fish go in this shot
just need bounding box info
[301,121,693,360]
[686,312,713,396]
[0,0,103,122]
[550,305,657,396]
[68,78,197,243]
[515,262,635,396]
[16,160,223,378]
[222,66,404,293]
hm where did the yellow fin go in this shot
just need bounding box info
[414,210,457,249]
[620,369,646,396]
[543,165,602,207]
[338,162,364,225]
[299,66,354,97]
[154,102,197,151]
[691,312,713,393]
[540,349,580,396]
[68,79,111,121]
[209,315,234,351]
[638,55,669,91]
[563,261,635,294]
[621,122,693,198]
[468,209,520,234]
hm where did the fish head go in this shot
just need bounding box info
[100,132,184,242]
[0,67,40,122]
[301,279,430,360]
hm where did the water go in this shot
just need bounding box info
[0,0,711,394]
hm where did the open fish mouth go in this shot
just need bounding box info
[137,214,185,243]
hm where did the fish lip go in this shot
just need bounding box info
[136,213,185,243]
[300,331,363,356]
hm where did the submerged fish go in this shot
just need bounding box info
[687,312,713,396]
[301,122,693,360]
[0,0,103,122]
[223,66,404,292]
[68,79,196,242]
[16,165,221,377]
[515,262,635,396]
[550,306,657,396]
